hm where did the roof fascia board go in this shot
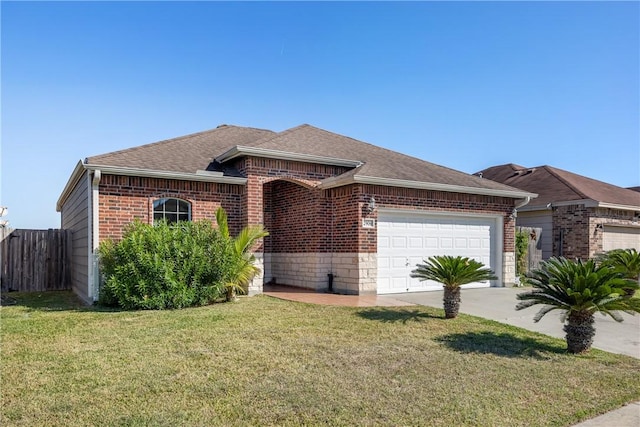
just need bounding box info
[216,145,363,168]
[597,202,640,212]
[57,162,248,211]
[520,199,640,212]
[56,160,87,212]
[85,164,248,185]
[602,223,640,229]
[320,174,537,199]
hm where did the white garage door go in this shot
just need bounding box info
[377,212,497,294]
[603,226,640,252]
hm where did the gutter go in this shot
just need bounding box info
[517,199,640,213]
[215,145,363,168]
[57,161,248,211]
[514,196,532,210]
[319,174,538,199]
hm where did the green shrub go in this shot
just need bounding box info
[515,229,529,275]
[98,220,237,309]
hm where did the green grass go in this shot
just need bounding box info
[1,291,639,427]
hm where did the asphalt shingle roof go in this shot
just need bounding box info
[86,124,529,196]
[478,163,640,208]
[87,125,275,173]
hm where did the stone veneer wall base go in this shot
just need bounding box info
[502,251,516,287]
[264,252,377,295]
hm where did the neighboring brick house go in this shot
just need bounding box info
[57,124,535,304]
[478,164,640,261]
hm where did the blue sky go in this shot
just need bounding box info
[1,1,638,229]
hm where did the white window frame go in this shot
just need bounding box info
[153,198,192,224]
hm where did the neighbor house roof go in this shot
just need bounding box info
[478,163,640,211]
[58,124,535,210]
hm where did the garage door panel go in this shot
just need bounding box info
[392,236,407,248]
[425,237,438,248]
[392,257,408,268]
[408,256,424,266]
[409,237,422,248]
[377,212,496,294]
[603,226,640,252]
[378,257,389,268]
[468,238,481,249]
[455,238,467,249]
[440,238,453,248]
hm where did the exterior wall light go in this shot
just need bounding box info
[364,196,376,214]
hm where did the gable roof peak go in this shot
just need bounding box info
[480,162,640,209]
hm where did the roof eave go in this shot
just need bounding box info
[57,162,248,212]
[597,202,640,212]
[519,199,640,212]
[319,174,538,199]
[84,163,248,185]
[56,160,87,212]
[216,145,363,168]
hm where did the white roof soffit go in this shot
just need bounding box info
[216,145,363,168]
[319,174,538,199]
[57,161,247,212]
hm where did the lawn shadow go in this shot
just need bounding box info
[435,331,567,359]
[357,307,441,324]
[1,291,122,313]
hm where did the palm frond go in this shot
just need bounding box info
[516,257,640,322]
[533,305,560,323]
[215,207,230,239]
[234,225,269,255]
[411,255,496,288]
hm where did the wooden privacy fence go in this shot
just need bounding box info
[0,228,72,293]
[516,226,543,274]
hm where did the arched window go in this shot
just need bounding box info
[153,198,191,224]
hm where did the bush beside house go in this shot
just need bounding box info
[98,208,265,310]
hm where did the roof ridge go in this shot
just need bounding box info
[287,126,525,192]
[543,165,592,200]
[87,124,274,162]
[250,124,310,148]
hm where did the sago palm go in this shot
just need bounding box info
[598,248,640,296]
[216,207,269,301]
[410,255,497,319]
[516,257,640,354]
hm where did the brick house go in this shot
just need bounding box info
[57,124,535,304]
[478,164,640,260]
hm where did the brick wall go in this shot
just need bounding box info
[591,207,639,257]
[327,186,361,253]
[97,174,243,241]
[264,180,329,253]
[361,184,516,252]
[236,156,351,223]
[261,180,517,255]
[552,205,639,260]
[552,205,590,260]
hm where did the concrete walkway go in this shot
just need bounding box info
[264,285,640,426]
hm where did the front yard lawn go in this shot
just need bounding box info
[2,291,639,426]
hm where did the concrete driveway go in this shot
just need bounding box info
[391,286,640,359]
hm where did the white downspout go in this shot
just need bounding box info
[505,196,531,288]
[514,196,531,213]
[89,170,101,301]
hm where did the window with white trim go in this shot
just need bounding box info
[153,198,191,224]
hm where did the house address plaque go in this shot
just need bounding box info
[362,218,376,228]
